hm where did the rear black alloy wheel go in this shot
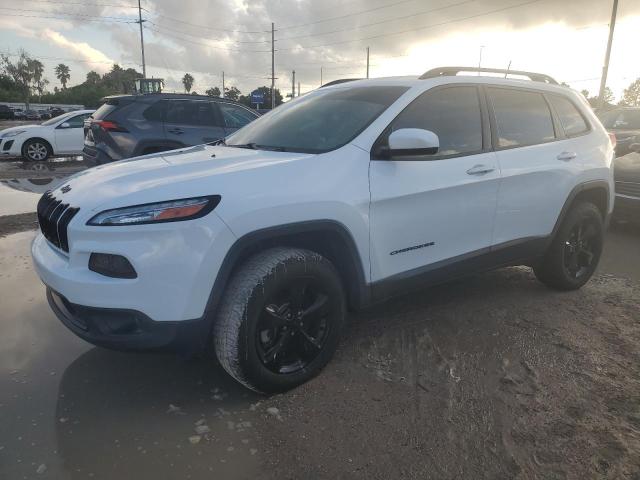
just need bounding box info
[562,220,599,280]
[534,201,604,291]
[214,248,345,393]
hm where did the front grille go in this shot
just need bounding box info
[616,181,640,199]
[37,191,80,252]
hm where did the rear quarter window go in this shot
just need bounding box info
[92,103,117,120]
[489,88,555,148]
[548,95,589,137]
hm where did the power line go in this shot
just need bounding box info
[145,21,270,45]
[0,12,135,23]
[0,6,135,21]
[144,25,272,53]
[141,8,268,35]
[278,0,476,41]
[278,0,545,51]
[16,0,138,8]
[1,50,137,66]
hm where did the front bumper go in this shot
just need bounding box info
[0,137,23,157]
[47,288,210,352]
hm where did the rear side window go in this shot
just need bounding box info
[165,100,220,127]
[143,101,165,122]
[219,103,257,129]
[549,95,589,137]
[388,85,483,157]
[598,109,640,130]
[489,88,555,148]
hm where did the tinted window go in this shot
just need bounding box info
[143,101,165,122]
[219,103,257,129]
[489,88,555,147]
[549,95,588,136]
[598,109,640,130]
[64,114,90,128]
[226,86,408,153]
[388,86,483,157]
[165,100,219,127]
[91,103,117,121]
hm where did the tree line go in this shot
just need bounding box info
[2,49,638,109]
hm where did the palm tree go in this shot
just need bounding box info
[55,63,71,89]
[182,73,194,93]
[29,59,47,101]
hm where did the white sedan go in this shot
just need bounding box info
[0,109,94,162]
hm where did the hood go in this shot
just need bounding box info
[1,124,42,136]
[49,144,313,212]
[614,152,640,183]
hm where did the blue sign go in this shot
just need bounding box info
[250,90,265,105]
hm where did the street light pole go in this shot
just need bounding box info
[137,0,146,78]
[271,22,275,109]
[598,0,618,109]
[366,46,370,79]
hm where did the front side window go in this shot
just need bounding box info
[165,100,219,127]
[219,103,257,129]
[549,95,589,137]
[383,86,483,157]
[226,86,408,153]
[489,88,555,148]
[62,114,90,128]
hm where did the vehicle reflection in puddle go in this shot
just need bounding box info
[0,232,263,479]
[0,177,68,216]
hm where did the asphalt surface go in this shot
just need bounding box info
[0,159,638,479]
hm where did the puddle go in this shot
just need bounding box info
[0,231,263,480]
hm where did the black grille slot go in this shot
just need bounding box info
[37,191,80,253]
[616,181,640,198]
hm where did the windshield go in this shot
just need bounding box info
[225,86,409,153]
[598,109,640,130]
[41,113,70,126]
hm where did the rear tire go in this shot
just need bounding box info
[534,202,604,291]
[22,139,51,162]
[213,247,346,393]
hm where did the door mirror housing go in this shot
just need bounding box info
[630,142,640,154]
[58,122,71,129]
[386,128,439,159]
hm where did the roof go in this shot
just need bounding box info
[101,93,247,106]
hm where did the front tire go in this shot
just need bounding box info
[213,247,346,393]
[534,202,604,291]
[22,139,51,162]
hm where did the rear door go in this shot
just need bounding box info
[488,87,583,245]
[369,85,500,283]
[54,113,91,154]
[163,99,226,146]
[217,102,259,135]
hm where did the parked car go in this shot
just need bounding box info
[32,67,614,393]
[83,94,260,164]
[24,110,43,121]
[598,107,640,157]
[0,109,94,161]
[12,109,25,119]
[613,143,640,221]
[49,107,65,118]
[0,105,15,120]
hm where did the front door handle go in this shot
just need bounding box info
[466,164,495,176]
[557,151,577,161]
[168,128,184,135]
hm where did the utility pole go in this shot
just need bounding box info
[366,47,370,79]
[598,0,618,109]
[137,0,146,77]
[292,70,295,98]
[298,81,300,97]
[271,22,275,110]
[222,71,225,98]
[320,66,323,86]
[478,45,485,73]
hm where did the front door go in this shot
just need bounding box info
[163,99,226,146]
[369,85,500,284]
[54,113,90,154]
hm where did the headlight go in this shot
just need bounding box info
[87,196,221,226]
[1,130,26,138]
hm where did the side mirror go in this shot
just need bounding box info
[630,143,640,153]
[59,122,71,129]
[387,128,439,158]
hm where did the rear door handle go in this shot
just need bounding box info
[466,164,495,176]
[557,151,577,161]
[168,128,184,135]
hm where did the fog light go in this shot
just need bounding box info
[89,253,137,279]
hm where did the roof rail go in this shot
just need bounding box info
[320,78,363,88]
[419,67,558,85]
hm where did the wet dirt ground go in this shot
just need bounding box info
[0,159,639,479]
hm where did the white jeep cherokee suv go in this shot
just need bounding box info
[32,67,614,393]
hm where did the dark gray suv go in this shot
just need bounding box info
[83,94,259,164]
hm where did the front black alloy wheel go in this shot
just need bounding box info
[214,248,346,393]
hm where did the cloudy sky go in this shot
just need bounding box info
[1,0,639,100]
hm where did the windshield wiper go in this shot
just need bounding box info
[227,143,287,152]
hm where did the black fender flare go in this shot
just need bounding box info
[203,220,371,320]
